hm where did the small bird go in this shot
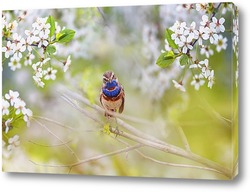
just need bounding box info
[100,71,125,117]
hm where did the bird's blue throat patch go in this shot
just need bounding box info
[103,80,121,97]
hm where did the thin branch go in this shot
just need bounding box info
[30,144,143,173]
[28,140,72,147]
[32,116,76,131]
[60,94,103,126]
[199,97,231,127]
[176,126,191,152]
[33,115,99,133]
[135,150,224,175]
[33,118,80,161]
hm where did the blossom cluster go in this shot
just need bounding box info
[172,59,214,91]
[2,13,73,88]
[167,5,229,91]
[190,59,214,90]
[170,15,226,54]
[2,90,33,134]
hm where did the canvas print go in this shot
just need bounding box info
[2,2,238,180]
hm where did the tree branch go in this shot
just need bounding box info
[59,89,232,178]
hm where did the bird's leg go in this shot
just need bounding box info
[106,113,122,137]
[113,117,121,137]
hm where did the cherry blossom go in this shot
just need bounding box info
[214,35,227,52]
[2,41,13,58]
[2,99,10,115]
[44,67,57,80]
[172,80,186,92]
[191,74,205,90]
[5,90,20,106]
[8,57,21,71]
[212,17,225,33]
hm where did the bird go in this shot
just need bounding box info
[100,71,125,117]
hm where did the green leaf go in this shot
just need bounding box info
[46,15,56,38]
[46,45,56,54]
[165,29,178,49]
[56,29,76,43]
[179,54,189,66]
[156,51,176,68]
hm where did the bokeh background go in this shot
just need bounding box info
[2,3,238,180]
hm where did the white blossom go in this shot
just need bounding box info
[25,29,40,43]
[170,21,186,45]
[200,15,210,28]
[14,98,26,115]
[2,99,10,115]
[172,80,186,92]
[200,59,210,78]
[200,45,214,58]
[214,35,227,52]
[200,26,209,41]
[191,74,205,90]
[178,36,193,54]
[212,17,225,33]
[8,57,21,71]
[5,90,20,106]
[33,76,45,88]
[7,135,20,151]
[44,67,57,80]
[37,32,49,48]
[23,108,33,123]
[184,21,198,40]
[2,41,13,58]
[11,33,26,59]
[189,61,202,69]
[208,70,215,88]
[205,27,218,44]
[24,53,35,66]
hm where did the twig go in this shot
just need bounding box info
[33,118,80,161]
[30,144,143,173]
[28,140,72,147]
[32,116,76,131]
[176,126,191,151]
[135,150,224,175]
[60,94,103,126]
